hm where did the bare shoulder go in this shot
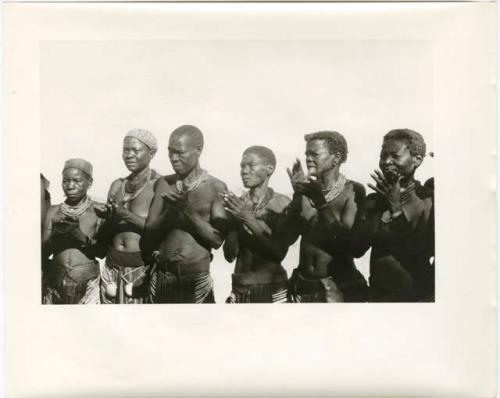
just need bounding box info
[154,175,173,192]
[162,174,178,186]
[269,191,291,212]
[109,178,123,196]
[46,204,61,217]
[346,179,366,201]
[362,192,379,211]
[150,169,162,181]
[147,170,163,191]
[206,174,227,193]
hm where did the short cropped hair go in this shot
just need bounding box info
[243,146,276,168]
[304,131,348,163]
[171,125,204,150]
[383,128,426,157]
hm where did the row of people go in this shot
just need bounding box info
[41,125,434,304]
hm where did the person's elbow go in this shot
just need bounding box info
[270,245,288,263]
[223,250,237,263]
[209,236,224,250]
[350,240,370,258]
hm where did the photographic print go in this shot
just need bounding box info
[40,39,435,305]
[4,2,495,397]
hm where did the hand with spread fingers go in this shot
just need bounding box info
[295,175,326,206]
[221,191,254,225]
[287,159,325,205]
[367,169,403,213]
[286,159,309,192]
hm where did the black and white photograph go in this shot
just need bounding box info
[40,40,435,305]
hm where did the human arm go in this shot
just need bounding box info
[223,229,239,262]
[368,170,429,235]
[349,182,433,258]
[273,159,309,248]
[348,194,378,258]
[222,192,290,263]
[112,201,147,230]
[42,206,94,257]
[91,180,122,253]
[41,206,56,257]
[180,182,230,250]
[140,178,181,256]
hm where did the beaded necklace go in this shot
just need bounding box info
[399,181,416,204]
[121,170,152,203]
[322,173,346,203]
[241,188,274,216]
[176,169,208,193]
[309,174,346,208]
[61,195,92,218]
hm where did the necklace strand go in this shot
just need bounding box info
[61,195,92,218]
[121,170,152,203]
[400,181,416,204]
[309,174,346,208]
[176,169,207,193]
[242,188,274,215]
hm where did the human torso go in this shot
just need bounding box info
[298,180,357,279]
[109,172,159,252]
[234,190,288,284]
[51,204,99,269]
[158,175,219,270]
[367,182,433,282]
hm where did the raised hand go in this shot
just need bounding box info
[368,169,403,212]
[286,159,308,193]
[294,176,325,205]
[221,191,252,222]
[221,191,262,236]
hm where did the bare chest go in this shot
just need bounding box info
[301,195,345,225]
[114,181,156,217]
[183,186,215,218]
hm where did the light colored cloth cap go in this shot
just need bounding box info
[125,128,158,152]
[63,158,93,177]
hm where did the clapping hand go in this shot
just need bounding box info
[287,159,325,205]
[53,215,79,235]
[286,159,308,193]
[368,169,403,212]
[221,191,253,223]
[221,191,261,236]
[93,198,131,221]
[110,198,133,220]
[93,202,113,220]
[160,184,186,207]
